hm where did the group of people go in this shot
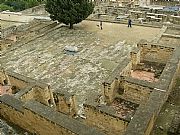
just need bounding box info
[98,18,132,30]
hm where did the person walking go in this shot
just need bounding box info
[128,18,132,28]
[100,21,103,30]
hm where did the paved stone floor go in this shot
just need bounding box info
[1,20,23,29]
[1,21,161,111]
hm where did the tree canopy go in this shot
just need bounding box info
[0,0,45,11]
[45,0,94,29]
[0,3,14,11]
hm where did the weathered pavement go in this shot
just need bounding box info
[0,21,160,110]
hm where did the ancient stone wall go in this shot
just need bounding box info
[0,69,56,107]
[18,86,53,106]
[0,69,10,85]
[103,79,119,103]
[0,95,104,135]
[102,47,151,104]
[144,113,156,135]
[8,75,27,89]
[15,23,31,32]
[54,92,77,116]
[0,102,72,135]
[120,62,132,76]
[138,43,174,64]
[130,48,141,70]
[103,75,154,105]
[122,78,153,104]
[84,104,129,135]
[32,86,52,105]
[7,72,32,89]
[102,57,133,104]
[17,87,33,100]
[125,47,180,135]
[0,103,29,131]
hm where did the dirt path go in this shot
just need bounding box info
[75,20,161,45]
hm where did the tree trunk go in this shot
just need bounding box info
[70,23,73,29]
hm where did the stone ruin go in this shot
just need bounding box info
[0,3,180,135]
[89,0,180,26]
[0,26,180,134]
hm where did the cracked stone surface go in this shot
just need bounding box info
[1,20,160,110]
[1,20,23,29]
[0,119,30,135]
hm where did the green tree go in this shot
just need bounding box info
[0,3,14,11]
[45,0,94,29]
[0,0,45,11]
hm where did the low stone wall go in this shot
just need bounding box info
[125,47,180,135]
[121,77,154,104]
[102,73,154,105]
[53,91,77,116]
[0,69,9,85]
[102,58,132,103]
[84,103,129,135]
[103,79,119,103]
[17,86,54,106]
[0,95,104,135]
[0,69,56,108]
[6,71,36,89]
[130,47,141,70]
[138,42,174,64]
